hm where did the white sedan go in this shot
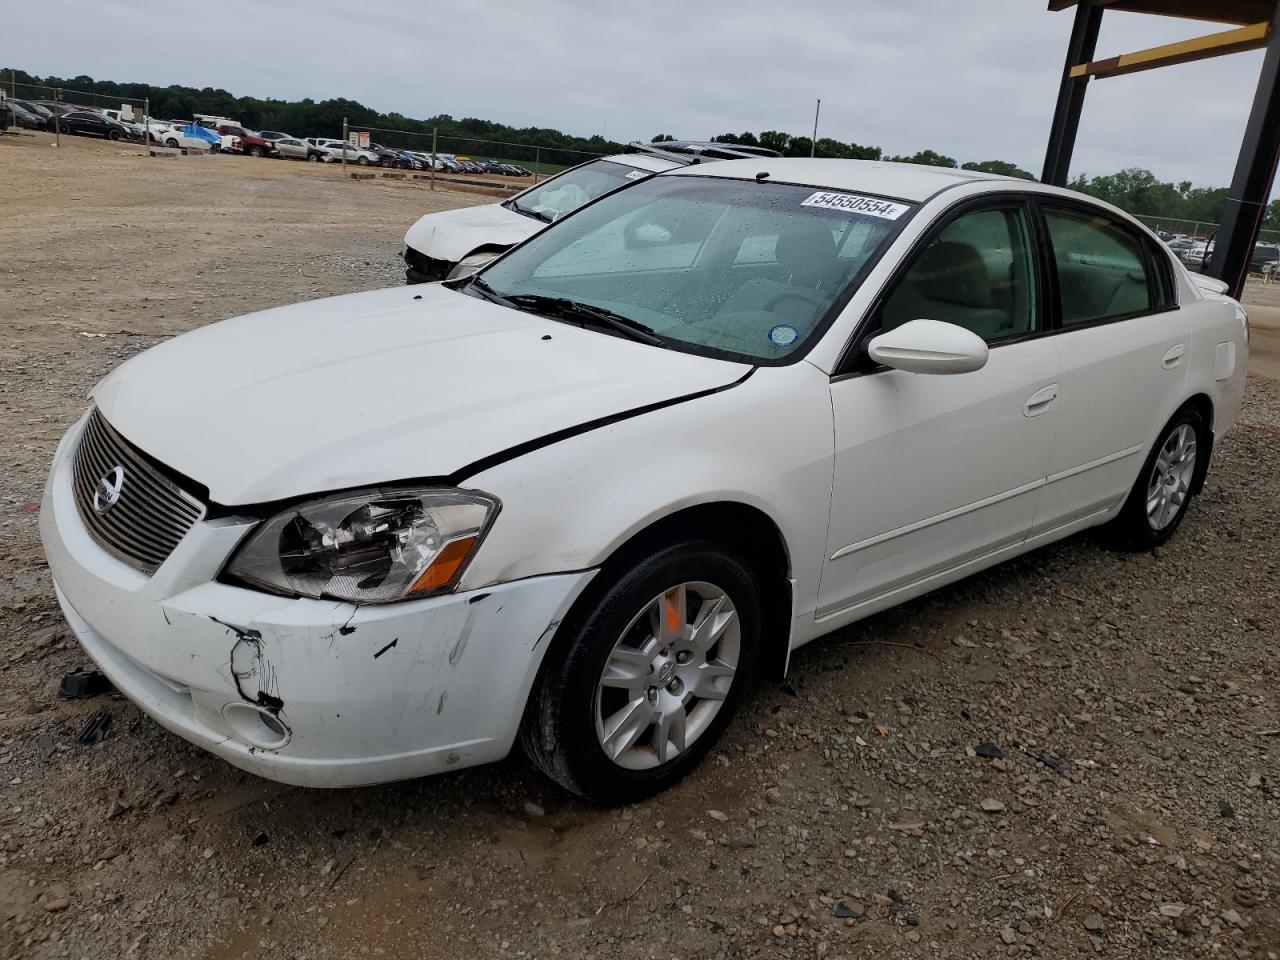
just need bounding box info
[41,159,1247,802]
[402,151,683,282]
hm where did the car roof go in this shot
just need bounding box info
[663,157,1020,202]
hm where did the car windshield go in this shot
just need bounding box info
[476,175,913,363]
[507,159,654,223]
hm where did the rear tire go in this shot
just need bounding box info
[307,153,319,162]
[520,540,761,804]
[356,155,369,166]
[210,144,221,154]
[1107,405,1206,550]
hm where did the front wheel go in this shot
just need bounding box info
[1108,405,1206,550]
[356,155,369,166]
[520,541,761,803]
[307,153,319,162]
[248,145,263,157]
[107,129,121,141]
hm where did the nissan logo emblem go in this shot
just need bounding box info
[93,466,125,515]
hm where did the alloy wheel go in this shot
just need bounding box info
[594,581,740,770]
[1147,423,1197,530]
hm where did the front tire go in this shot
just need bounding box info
[107,129,121,141]
[1108,405,1206,550]
[520,540,761,803]
[248,145,263,157]
[356,155,369,166]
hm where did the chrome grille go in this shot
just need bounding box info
[71,408,205,574]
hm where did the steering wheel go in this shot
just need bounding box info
[764,288,827,312]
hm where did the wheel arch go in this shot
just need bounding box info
[584,500,795,682]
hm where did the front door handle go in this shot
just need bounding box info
[1024,383,1059,418]
[1163,343,1186,369]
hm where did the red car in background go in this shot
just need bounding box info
[205,122,275,157]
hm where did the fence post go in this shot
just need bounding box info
[341,117,348,177]
[430,126,437,191]
[534,147,542,183]
[143,97,150,157]
[54,88,60,148]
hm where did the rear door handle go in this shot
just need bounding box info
[1162,343,1186,369]
[1024,384,1059,417]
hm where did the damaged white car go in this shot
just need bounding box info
[43,159,1247,802]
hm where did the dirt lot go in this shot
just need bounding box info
[0,132,1278,960]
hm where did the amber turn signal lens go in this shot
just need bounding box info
[409,536,478,594]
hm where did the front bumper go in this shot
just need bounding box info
[403,247,453,285]
[40,414,593,787]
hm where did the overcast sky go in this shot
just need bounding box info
[7,0,1270,188]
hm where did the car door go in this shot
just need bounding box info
[818,197,1062,622]
[1031,202,1190,534]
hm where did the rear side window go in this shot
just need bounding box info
[1044,207,1153,326]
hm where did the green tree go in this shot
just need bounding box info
[961,159,1034,180]
[887,149,957,168]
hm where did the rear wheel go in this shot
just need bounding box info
[210,143,221,154]
[165,137,179,147]
[356,155,369,166]
[307,153,319,162]
[1108,405,1205,550]
[520,540,761,803]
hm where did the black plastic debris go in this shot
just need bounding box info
[59,667,113,700]
[76,708,113,745]
[975,742,1004,760]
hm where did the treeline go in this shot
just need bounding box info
[9,68,1277,229]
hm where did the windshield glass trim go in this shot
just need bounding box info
[481,174,921,368]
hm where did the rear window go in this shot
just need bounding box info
[1044,206,1154,326]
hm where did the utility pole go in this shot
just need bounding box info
[811,98,821,157]
[430,126,437,191]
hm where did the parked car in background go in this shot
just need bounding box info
[12,99,53,122]
[1250,243,1279,273]
[318,141,380,165]
[402,141,770,283]
[396,151,426,170]
[205,123,274,157]
[367,143,407,167]
[7,100,47,129]
[160,123,228,153]
[258,130,293,143]
[41,159,1247,801]
[272,137,325,161]
[50,110,132,140]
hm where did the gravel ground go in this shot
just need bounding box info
[1,133,1277,960]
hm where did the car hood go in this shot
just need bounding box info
[92,284,749,505]
[403,201,541,263]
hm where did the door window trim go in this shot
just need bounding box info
[833,192,1048,379]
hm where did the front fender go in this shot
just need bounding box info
[459,363,835,622]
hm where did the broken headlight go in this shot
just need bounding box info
[224,488,499,603]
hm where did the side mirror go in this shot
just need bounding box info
[867,318,989,375]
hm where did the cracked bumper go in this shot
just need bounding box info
[39,416,594,788]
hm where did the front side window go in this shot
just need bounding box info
[507,159,653,224]
[476,176,912,363]
[879,205,1038,342]
[1044,206,1153,326]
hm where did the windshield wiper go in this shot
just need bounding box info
[464,275,515,305]
[503,293,666,347]
[504,199,553,223]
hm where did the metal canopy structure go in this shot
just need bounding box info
[1043,0,1280,298]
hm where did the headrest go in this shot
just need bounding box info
[907,241,991,308]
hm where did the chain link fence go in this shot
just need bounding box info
[1133,213,1280,247]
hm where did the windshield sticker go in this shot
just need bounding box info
[768,324,799,347]
[625,170,647,180]
[800,191,909,220]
